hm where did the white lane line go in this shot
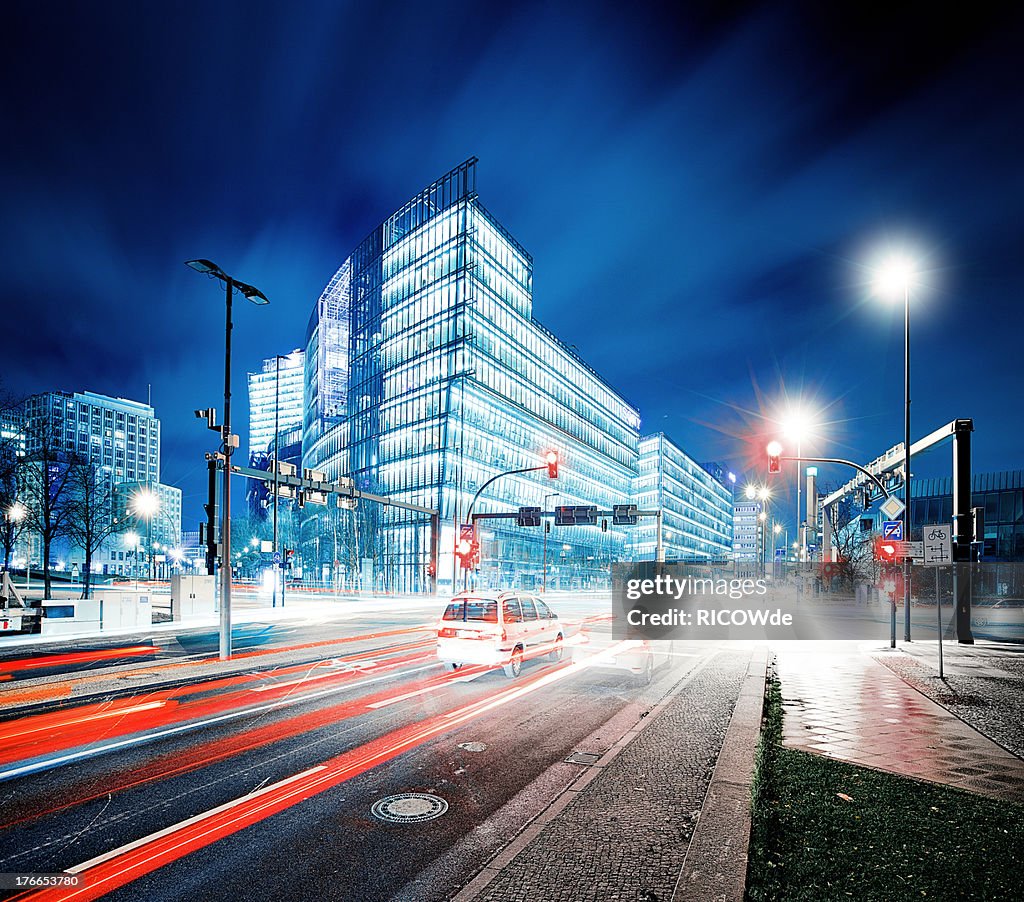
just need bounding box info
[0,663,437,783]
[248,661,380,692]
[65,765,328,874]
[366,673,477,709]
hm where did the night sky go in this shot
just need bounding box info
[2,1,1022,530]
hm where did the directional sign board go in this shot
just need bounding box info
[903,541,923,560]
[880,496,905,521]
[555,505,598,526]
[612,503,638,526]
[517,506,542,527]
[923,524,953,566]
[882,520,904,541]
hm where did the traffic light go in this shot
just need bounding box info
[545,450,559,479]
[766,441,782,475]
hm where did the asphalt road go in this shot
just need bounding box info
[0,593,708,901]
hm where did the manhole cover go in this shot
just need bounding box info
[565,751,601,766]
[458,741,487,753]
[371,793,448,823]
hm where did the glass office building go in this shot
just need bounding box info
[630,434,733,561]
[304,159,643,591]
[247,349,305,462]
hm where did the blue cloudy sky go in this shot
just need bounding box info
[2,1,1022,526]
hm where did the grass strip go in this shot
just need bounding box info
[746,674,1024,901]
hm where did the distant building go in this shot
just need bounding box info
[247,349,305,462]
[909,470,1024,561]
[23,390,159,485]
[631,434,734,561]
[733,494,764,564]
[19,390,180,575]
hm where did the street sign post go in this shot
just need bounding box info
[923,523,953,678]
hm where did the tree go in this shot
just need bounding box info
[819,480,878,591]
[65,457,119,598]
[19,422,76,599]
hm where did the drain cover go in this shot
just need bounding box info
[371,793,448,823]
[458,741,487,752]
[565,751,601,766]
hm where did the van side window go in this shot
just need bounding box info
[535,599,554,619]
[502,598,522,623]
[519,597,539,621]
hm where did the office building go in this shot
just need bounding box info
[19,390,180,575]
[631,434,734,561]
[248,349,305,462]
[910,470,1024,561]
[304,159,645,591]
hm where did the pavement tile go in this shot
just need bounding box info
[776,643,1024,804]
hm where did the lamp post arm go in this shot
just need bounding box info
[779,456,891,499]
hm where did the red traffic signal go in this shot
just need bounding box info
[545,450,559,479]
[766,441,782,475]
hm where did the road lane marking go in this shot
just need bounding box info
[65,765,328,875]
[248,660,379,692]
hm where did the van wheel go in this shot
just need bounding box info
[443,662,461,673]
[503,646,523,679]
[549,634,564,662]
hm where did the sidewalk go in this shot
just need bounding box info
[775,641,1024,803]
[455,647,768,902]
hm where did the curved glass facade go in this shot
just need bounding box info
[303,159,732,591]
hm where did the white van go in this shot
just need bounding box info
[436,591,564,678]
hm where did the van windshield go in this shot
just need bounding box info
[443,598,498,623]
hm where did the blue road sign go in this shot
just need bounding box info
[273,551,281,564]
[882,520,903,541]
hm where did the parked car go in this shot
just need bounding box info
[436,591,564,678]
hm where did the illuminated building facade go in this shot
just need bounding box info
[247,349,305,462]
[630,434,734,561]
[304,159,642,591]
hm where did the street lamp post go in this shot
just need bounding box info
[186,260,269,661]
[873,256,915,642]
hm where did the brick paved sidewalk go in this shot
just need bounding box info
[456,649,760,902]
[775,642,1024,802]
[873,640,1024,758]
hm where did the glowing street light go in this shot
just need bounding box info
[778,407,819,561]
[871,251,918,643]
[131,488,160,580]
